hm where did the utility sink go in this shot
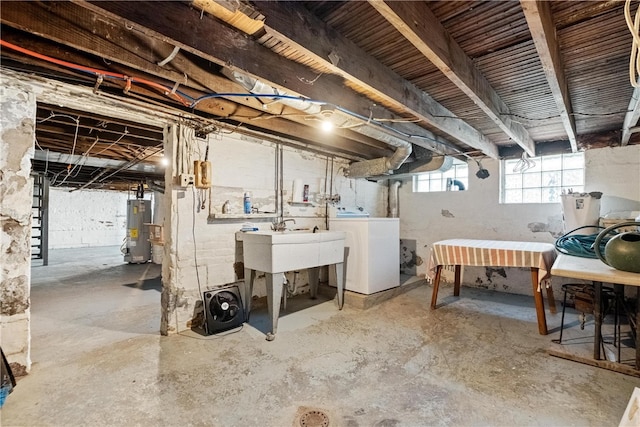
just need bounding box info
[242,230,346,273]
[239,229,346,341]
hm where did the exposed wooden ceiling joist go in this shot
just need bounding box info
[0,3,389,161]
[246,1,499,159]
[369,0,537,156]
[521,0,578,153]
[77,0,464,158]
[2,0,639,189]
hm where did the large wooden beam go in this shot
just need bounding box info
[621,86,640,146]
[521,0,577,152]
[77,0,462,157]
[370,0,536,156]
[240,1,499,159]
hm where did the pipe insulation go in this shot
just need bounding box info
[222,69,412,178]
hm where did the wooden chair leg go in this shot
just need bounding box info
[430,265,443,309]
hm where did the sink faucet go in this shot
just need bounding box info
[271,218,296,231]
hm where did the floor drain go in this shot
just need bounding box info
[299,410,330,427]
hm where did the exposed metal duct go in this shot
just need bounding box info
[368,155,454,181]
[388,180,401,218]
[221,68,412,178]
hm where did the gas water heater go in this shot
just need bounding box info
[124,199,152,263]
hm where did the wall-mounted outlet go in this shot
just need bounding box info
[179,173,195,187]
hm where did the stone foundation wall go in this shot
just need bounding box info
[0,84,36,374]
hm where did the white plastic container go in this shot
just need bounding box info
[561,192,601,234]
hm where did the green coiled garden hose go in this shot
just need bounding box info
[555,225,612,258]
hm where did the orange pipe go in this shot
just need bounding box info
[0,39,191,106]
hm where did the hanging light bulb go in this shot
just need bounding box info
[318,104,335,132]
[321,120,334,132]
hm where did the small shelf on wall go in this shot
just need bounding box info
[288,201,315,207]
[208,213,278,221]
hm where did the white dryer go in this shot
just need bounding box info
[329,207,399,295]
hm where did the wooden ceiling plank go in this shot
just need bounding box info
[521,0,577,152]
[621,86,640,146]
[77,0,462,157]
[370,0,536,156]
[236,1,499,158]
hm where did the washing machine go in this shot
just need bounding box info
[328,206,399,295]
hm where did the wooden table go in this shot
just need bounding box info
[551,254,640,373]
[428,239,557,335]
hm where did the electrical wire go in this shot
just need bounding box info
[37,112,81,174]
[625,0,640,87]
[192,186,204,299]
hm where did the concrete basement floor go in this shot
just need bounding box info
[3,247,639,426]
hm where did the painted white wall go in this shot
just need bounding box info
[162,129,388,333]
[48,188,134,249]
[586,145,640,214]
[400,145,640,296]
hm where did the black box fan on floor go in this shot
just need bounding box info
[203,286,245,335]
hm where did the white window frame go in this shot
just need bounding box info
[413,158,469,193]
[500,152,585,204]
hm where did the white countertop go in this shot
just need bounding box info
[551,254,640,286]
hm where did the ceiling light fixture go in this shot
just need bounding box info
[475,159,490,179]
[161,157,169,166]
[321,120,334,132]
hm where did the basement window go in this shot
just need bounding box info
[413,158,468,192]
[500,152,585,204]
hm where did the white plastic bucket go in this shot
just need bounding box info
[561,192,602,234]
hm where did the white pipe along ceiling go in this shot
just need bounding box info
[222,68,413,178]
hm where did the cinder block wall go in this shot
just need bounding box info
[48,188,130,249]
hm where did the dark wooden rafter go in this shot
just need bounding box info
[369,0,536,156]
[75,0,462,157]
[1,0,636,187]
[521,0,577,152]
[0,2,390,160]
